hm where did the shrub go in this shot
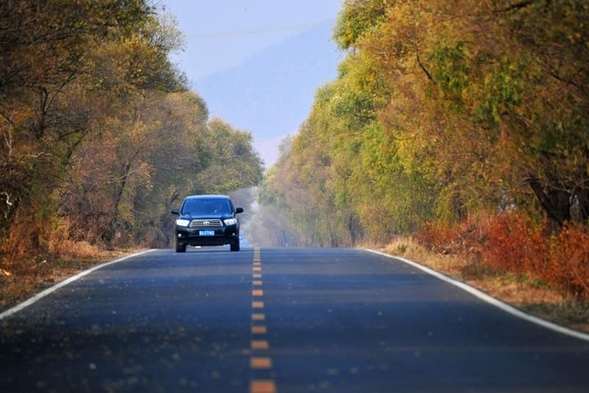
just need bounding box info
[480,212,548,276]
[476,212,589,300]
[548,225,589,299]
[416,217,487,259]
[416,211,589,300]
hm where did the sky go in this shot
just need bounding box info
[161,0,343,81]
[159,0,344,165]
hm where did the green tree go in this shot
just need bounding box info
[194,119,265,196]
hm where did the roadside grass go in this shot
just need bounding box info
[373,236,589,334]
[0,244,130,313]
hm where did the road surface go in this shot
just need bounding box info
[1,247,589,392]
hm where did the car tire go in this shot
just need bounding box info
[230,241,240,252]
[176,241,186,253]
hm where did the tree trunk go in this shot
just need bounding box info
[527,174,571,229]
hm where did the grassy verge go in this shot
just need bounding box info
[0,249,131,314]
[374,237,589,334]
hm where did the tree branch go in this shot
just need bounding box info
[416,49,435,85]
[495,0,537,14]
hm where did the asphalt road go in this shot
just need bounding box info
[1,247,589,393]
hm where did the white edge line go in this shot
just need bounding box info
[0,249,156,320]
[365,248,589,343]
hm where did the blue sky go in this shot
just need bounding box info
[161,0,343,84]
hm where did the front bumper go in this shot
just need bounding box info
[175,225,239,246]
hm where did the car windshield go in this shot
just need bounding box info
[181,199,231,215]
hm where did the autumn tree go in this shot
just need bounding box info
[263,0,589,248]
[0,1,198,266]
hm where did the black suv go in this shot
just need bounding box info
[171,195,244,252]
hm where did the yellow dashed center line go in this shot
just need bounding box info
[250,380,277,393]
[252,326,267,334]
[250,247,277,393]
[251,357,273,368]
[251,340,270,350]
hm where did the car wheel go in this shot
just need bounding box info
[176,241,186,253]
[230,241,240,252]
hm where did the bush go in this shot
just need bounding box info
[548,225,589,299]
[481,213,589,299]
[416,217,487,259]
[416,211,589,300]
[480,212,548,276]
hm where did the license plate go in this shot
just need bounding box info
[199,230,215,236]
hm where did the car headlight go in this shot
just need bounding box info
[224,218,238,226]
[176,219,191,227]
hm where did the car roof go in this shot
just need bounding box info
[183,194,230,200]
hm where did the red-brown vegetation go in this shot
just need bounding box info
[416,212,589,301]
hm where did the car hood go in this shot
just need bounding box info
[179,213,235,220]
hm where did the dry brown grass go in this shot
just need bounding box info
[0,246,131,313]
[0,215,143,314]
[372,236,589,334]
[381,237,467,278]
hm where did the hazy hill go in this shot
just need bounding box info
[194,22,342,164]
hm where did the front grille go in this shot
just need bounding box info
[190,219,223,227]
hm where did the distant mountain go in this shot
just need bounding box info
[194,23,342,165]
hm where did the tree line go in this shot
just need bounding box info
[259,0,589,245]
[0,0,264,273]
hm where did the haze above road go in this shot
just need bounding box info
[2,247,589,392]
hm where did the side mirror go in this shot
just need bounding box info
[235,207,244,214]
[171,209,179,215]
